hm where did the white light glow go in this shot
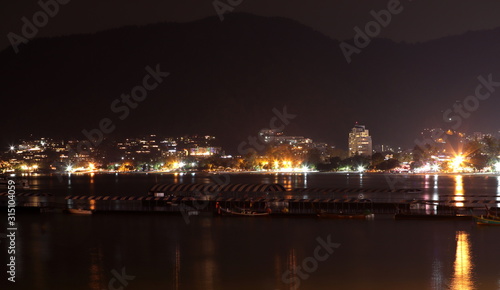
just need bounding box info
[494,162,500,172]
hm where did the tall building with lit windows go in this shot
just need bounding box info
[348,124,372,157]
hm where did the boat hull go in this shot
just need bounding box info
[218,208,269,217]
[67,208,93,215]
[394,214,469,220]
[317,213,374,219]
[475,216,500,225]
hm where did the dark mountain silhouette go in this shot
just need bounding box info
[2,13,500,153]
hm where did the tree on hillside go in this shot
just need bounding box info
[371,152,384,168]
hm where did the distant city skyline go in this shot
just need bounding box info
[3,126,500,174]
[4,126,500,155]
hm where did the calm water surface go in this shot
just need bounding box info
[3,173,500,289]
[22,172,500,199]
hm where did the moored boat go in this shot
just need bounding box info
[474,215,500,225]
[317,211,374,219]
[218,207,269,216]
[67,208,93,215]
[394,213,469,220]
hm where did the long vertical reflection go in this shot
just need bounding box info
[283,174,293,191]
[424,174,430,189]
[450,231,474,290]
[89,173,95,195]
[89,199,96,211]
[273,248,299,290]
[431,259,443,290]
[173,245,180,290]
[284,248,297,290]
[274,253,285,290]
[89,246,105,290]
[454,175,465,207]
[423,175,432,214]
[292,173,301,189]
[30,221,48,288]
[496,176,500,207]
[431,175,439,215]
[199,218,216,290]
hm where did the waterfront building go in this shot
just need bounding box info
[259,129,283,143]
[189,147,222,157]
[259,129,312,148]
[348,124,372,157]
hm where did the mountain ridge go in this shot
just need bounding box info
[2,13,500,152]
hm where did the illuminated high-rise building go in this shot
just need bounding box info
[348,124,372,157]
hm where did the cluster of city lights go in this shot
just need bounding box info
[20,164,38,171]
[9,149,500,174]
[410,153,500,173]
[258,160,312,172]
[65,163,97,173]
[275,165,311,173]
[450,155,465,172]
[495,162,500,172]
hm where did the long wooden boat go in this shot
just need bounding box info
[67,208,93,215]
[317,211,374,219]
[218,207,269,217]
[475,215,500,225]
[394,213,470,220]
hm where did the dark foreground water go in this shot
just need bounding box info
[2,173,500,289]
[4,214,500,290]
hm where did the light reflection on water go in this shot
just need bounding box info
[431,259,444,290]
[450,231,474,290]
[285,248,298,290]
[497,176,500,207]
[200,218,217,290]
[88,246,105,290]
[283,174,292,191]
[431,175,439,214]
[271,173,310,191]
[89,199,96,211]
[454,175,465,207]
[174,245,180,290]
[424,174,430,189]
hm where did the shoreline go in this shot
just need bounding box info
[11,171,500,177]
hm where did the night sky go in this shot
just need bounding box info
[2,0,500,151]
